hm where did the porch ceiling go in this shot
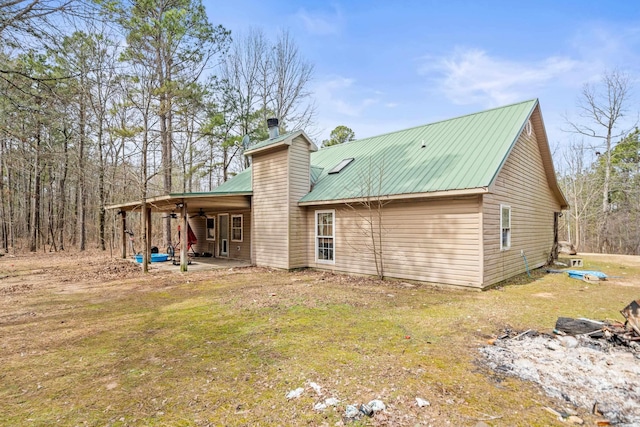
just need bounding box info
[106,193,251,214]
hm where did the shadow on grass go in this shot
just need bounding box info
[488,267,549,289]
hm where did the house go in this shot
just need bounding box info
[109,99,568,289]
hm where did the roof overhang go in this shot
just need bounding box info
[244,130,318,156]
[298,187,489,206]
[106,192,251,214]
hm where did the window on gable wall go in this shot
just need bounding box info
[315,210,335,263]
[231,214,243,242]
[500,205,511,250]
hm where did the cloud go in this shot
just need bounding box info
[422,48,580,107]
[295,6,344,36]
[568,24,640,80]
[313,76,380,117]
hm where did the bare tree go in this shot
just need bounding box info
[269,30,316,132]
[215,29,315,172]
[565,70,634,251]
[558,140,601,251]
[0,0,74,41]
[344,159,388,279]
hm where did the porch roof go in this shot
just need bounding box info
[105,192,251,215]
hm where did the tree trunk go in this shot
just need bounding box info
[58,128,69,251]
[98,127,106,250]
[29,125,41,252]
[78,86,87,251]
[0,137,8,252]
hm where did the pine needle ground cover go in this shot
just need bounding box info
[1,252,638,426]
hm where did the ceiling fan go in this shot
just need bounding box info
[190,208,208,218]
[162,211,178,219]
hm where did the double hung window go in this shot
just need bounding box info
[316,210,335,263]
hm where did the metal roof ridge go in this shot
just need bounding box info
[317,98,539,150]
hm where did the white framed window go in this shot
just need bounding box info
[231,214,243,242]
[315,210,335,264]
[500,204,511,250]
[206,217,216,240]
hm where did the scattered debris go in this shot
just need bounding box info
[344,404,360,418]
[554,313,640,349]
[558,241,577,255]
[557,335,578,348]
[543,407,584,424]
[482,301,640,426]
[359,403,373,417]
[416,397,430,407]
[555,317,605,336]
[621,300,640,337]
[368,399,386,412]
[342,399,387,420]
[285,387,304,400]
[567,415,584,425]
[324,397,339,406]
[308,381,322,395]
[313,402,327,411]
[313,397,340,412]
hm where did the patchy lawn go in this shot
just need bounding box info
[0,252,638,426]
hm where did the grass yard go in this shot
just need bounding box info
[1,252,639,426]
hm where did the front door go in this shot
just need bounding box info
[219,214,229,257]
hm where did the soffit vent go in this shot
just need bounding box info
[328,158,354,174]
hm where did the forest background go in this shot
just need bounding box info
[1,0,638,256]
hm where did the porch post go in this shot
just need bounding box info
[146,208,152,258]
[180,202,188,272]
[120,211,127,259]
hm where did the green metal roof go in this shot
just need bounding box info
[310,165,324,184]
[209,168,252,194]
[215,100,558,205]
[300,99,538,203]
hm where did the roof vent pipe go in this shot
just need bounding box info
[267,118,279,139]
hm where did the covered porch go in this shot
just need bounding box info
[106,191,252,272]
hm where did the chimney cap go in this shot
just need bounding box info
[267,118,279,128]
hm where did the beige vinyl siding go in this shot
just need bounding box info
[483,116,561,286]
[252,147,289,268]
[188,209,252,260]
[288,136,310,268]
[307,197,482,288]
[226,209,251,260]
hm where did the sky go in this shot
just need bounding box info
[206,0,640,156]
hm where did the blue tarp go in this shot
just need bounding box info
[566,270,607,280]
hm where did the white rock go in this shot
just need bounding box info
[313,402,327,411]
[368,399,386,412]
[285,387,304,399]
[344,404,359,418]
[309,382,322,395]
[416,397,430,407]
[325,397,340,406]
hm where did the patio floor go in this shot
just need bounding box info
[129,256,252,272]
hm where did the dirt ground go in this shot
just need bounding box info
[1,250,639,426]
